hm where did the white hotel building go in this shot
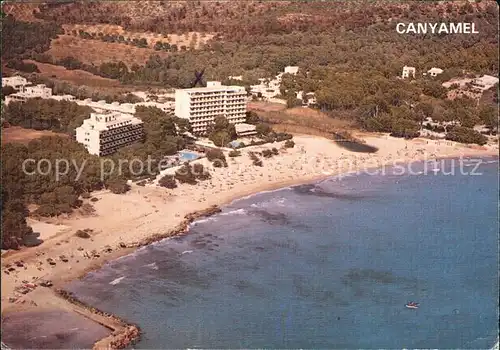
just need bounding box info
[175,81,247,134]
[4,84,53,104]
[2,76,29,91]
[75,112,144,156]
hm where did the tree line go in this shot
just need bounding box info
[3,99,93,133]
[70,29,183,52]
[1,13,63,60]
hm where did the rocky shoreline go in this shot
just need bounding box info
[136,205,222,248]
[53,204,222,349]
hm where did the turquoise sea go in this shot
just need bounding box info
[67,157,499,349]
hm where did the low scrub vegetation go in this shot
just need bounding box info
[174,162,211,185]
[80,203,96,215]
[192,163,211,181]
[75,228,93,239]
[158,174,177,189]
[107,178,130,194]
[445,126,488,145]
[284,140,295,148]
[261,147,279,158]
[249,151,263,167]
[5,59,40,73]
[206,148,228,167]
[228,150,241,157]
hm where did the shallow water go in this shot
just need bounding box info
[67,157,499,349]
[2,310,111,349]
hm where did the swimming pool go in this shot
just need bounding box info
[178,150,202,161]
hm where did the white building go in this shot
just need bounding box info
[75,112,144,156]
[174,81,247,135]
[249,67,302,102]
[25,84,52,98]
[284,66,299,75]
[2,76,29,91]
[427,67,444,77]
[136,101,174,113]
[51,94,76,102]
[304,92,317,106]
[472,75,499,92]
[5,84,53,104]
[235,123,257,137]
[73,99,174,115]
[250,83,279,100]
[402,66,416,79]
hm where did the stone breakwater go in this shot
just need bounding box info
[54,205,222,349]
[95,326,141,349]
[55,288,141,349]
[136,204,222,247]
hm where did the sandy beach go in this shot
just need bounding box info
[1,133,497,348]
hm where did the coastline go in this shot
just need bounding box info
[1,133,498,349]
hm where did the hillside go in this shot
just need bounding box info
[23,60,123,89]
[46,35,170,67]
[28,0,498,39]
[4,1,498,74]
[61,24,214,50]
[2,0,498,136]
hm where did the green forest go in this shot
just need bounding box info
[2,1,498,137]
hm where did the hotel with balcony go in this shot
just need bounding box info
[75,112,144,156]
[174,81,247,135]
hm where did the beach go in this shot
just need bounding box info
[1,133,498,349]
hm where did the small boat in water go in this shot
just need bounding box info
[405,301,419,309]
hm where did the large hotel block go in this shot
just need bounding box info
[75,112,144,156]
[175,81,247,134]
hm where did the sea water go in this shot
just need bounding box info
[67,157,499,349]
